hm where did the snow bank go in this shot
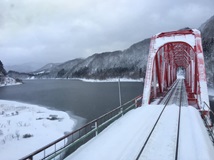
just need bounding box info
[65,105,214,160]
[0,100,76,160]
[23,77,144,83]
[65,105,165,160]
[79,78,144,83]
[0,82,22,87]
[179,106,214,160]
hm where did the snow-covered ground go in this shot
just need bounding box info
[0,76,22,87]
[0,100,76,160]
[78,78,143,83]
[65,105,214,160]
[25,77,144,82]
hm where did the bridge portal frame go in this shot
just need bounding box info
[142,29,209,110]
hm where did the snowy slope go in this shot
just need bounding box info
[8,39,150,80]
[65,105,214,160]
[199,15,214,85]
[0,61,21,87]
[199,15,214,39]
[0,100,76,160]
[5,63,42,73]
[35,63,60,72]
[0,76,22,87]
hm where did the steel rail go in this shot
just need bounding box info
[157,80,178,104]
[136,80,181,160]
[175,79,183,160]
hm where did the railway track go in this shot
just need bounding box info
[136,79,184,160]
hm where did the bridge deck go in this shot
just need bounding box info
[65,80,214,160]
[65,107,214,160]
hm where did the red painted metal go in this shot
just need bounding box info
[142,29,209,111]
[157,29,194,38]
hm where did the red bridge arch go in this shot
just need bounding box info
[142,29,209,110]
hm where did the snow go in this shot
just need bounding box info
[35,71,45,74]
[0,76,22,87]
[23,78,144,82]
[65,105,214,160]
[179,106,214,160]
[0,100,76,160]
[154,33,195,50]
[78,78,144,83]
[200,81,210,110]
[65,105,164,160]
[0,82,22,87]
[28,76,35,79]
[139,105,179,160]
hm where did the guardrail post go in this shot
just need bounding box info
[120,107,123,116]
[135,98,137,108]
[44,150,46,159]
[135,96,142,108]
[95,121,98,136]
[118,78,122,107]
[54,144,56,160]
[20,95,143,160]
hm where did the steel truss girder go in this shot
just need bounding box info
[142,29,209,111]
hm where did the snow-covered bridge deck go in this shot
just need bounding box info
[65,79,214,160]
[65,107,214,160]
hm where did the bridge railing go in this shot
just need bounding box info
[202,101,214,144]
[21,95,143,160]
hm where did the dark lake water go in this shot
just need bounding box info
[0,79,144,125]
[0,79,213,126]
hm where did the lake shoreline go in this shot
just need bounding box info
[0,99,77,159]
[23,77,144,83]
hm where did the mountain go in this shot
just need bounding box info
[64,38,150,79]
[33,59,84,78]
[199,15,214,85]
[10,39,149,79]
[7,71,34,80]
[199,15,214,39]
[36,63,60,72]
[7,15,214,83]
[5,62,44,73]
[0,61,22,85]
[0,61,7,76]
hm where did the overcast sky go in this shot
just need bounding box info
[0,0,213,67]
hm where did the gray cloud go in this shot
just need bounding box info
[0,0,213,67]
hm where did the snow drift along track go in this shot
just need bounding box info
[65,79,214,160]
[136,79,183,160]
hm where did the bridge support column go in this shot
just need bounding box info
[155,54,162,93]
[162,60,166,91]
[153,61,157,97]
[191,60,195,93]
[167,64,170,87]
